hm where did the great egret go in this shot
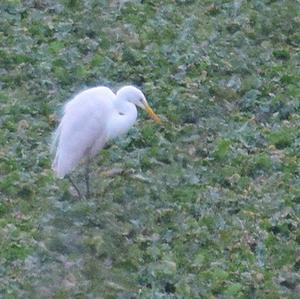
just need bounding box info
[51,85,161,199]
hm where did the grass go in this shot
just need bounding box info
[0,0,300,298]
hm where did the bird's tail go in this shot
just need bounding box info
[51,123,64,178]
[50,122,62,155]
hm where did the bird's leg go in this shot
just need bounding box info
[66,175,83,199]
[85,157,91,199]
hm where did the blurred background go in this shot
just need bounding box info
[0,0,299,298]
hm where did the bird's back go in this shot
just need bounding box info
[52,87,115,178]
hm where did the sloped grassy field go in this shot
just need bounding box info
[1,0,300,298]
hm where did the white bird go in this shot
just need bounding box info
[51,85,160,198]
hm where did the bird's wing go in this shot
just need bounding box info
[52,88,114,178]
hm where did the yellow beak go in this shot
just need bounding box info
[144,103,161,124]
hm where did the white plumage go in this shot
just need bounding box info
[52,85,160,180]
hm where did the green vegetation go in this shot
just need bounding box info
[0,0,299,298]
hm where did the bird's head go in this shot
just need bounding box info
[117,85,161,124]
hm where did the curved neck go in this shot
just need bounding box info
[107,100,137,139]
